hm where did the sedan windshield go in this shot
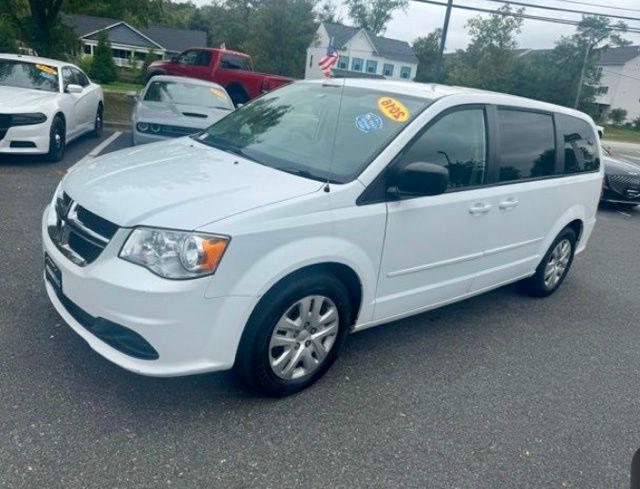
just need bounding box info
[144,81,233,110]
[196,82,431,183]
[0,60,59,93]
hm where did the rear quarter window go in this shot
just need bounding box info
[557,114,600,173]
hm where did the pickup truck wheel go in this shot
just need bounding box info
[234,271,351,396]
[227,85,249,107]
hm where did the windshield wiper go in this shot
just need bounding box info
[278,167,330,183]
[199,136,247,158]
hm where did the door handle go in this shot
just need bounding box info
[499,198,519,210]
[469,202,492,215]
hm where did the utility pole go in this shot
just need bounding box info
[573,40,592,109]
[434,0,453,82]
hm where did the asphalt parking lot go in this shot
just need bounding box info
[1,132,640,488]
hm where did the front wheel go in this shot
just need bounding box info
[46,116,65,162]
[521,227,577,297]
[235,271,351,396]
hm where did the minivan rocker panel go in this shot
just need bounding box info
[43,80,602,394]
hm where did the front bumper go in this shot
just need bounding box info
[0,121,50,154]
[42,204,255,376]
[602,187,640,205]
[132,128,168,146]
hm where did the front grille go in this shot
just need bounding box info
[48,192,118,266]
[608,174,640,196]
[158,124,200,138]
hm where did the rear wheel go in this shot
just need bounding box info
[92,104,104,137]
[46,116,65,162]
[227,84,249,107]
[521,227,577,297]
[235,271,351,396]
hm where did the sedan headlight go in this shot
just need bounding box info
[119,227,230,279]
[11,113,47,126]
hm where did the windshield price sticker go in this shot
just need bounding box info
[355,113,383,134]
[377,96,409,122]
[35,64,58,76]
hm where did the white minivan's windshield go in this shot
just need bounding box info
[196,82,431,183]
[0,60,59,93]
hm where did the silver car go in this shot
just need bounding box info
[132,75,234,145]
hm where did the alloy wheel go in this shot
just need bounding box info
[544,238,572,289]
[269,295,339,380]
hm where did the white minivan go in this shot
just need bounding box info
[43,79,602,395]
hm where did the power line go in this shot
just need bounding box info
[479,0,640,24]
[553,0,640,15]
[412,0,640,34]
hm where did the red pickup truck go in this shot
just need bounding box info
[146,48,293,106]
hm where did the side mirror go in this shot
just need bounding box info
[66,84,83,94]
[390,162,449,197]
[171,56,179,63]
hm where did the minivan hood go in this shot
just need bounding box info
[0,86,57,111]
[134,101,231,128]
[64,137,323,229]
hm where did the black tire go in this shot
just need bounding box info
[520,227,577,297]
[234,270,352,396]
[92,104,104,137]
[617,203,638,210]
[227,84,249,107]
[46,116,65,162]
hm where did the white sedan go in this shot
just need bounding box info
[0,54,104,161]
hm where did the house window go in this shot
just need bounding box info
[351,57,363,72]
[366,60,378,74]
[337,56,349,70]
[597,86,608,95]
[83,44,91,55]
[383,63,394,77]
[400,66,411,79]
[112,48,131,59]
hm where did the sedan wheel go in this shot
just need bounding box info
[93,105,104,137]
[46,118,65,162]
[269,295,339,380]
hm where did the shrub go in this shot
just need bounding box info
[632,116,640,131]
[88,30,117,84]
[74,54,92,74]
[608,108,627,126]
[137,50,158,83]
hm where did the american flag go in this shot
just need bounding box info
[318,44,339,77]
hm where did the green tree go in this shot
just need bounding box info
[63,0,163,28]
[244,0,317,77]
[317,1,342,24]
[2,0,77,57]
[344,0,408,35]
[609,108,627,125]
[413,29,441,82]
[89,30,117,83]
[447,5,524,93]
[137,49,157,83]
[0,19,19,53]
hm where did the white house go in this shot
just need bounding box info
[306,22,418,81]
[594,45,640,123]
[62,14,207,67]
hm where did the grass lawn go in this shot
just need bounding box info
[104,91,134,124]
[101,81,143,94]
[602,124,640,144]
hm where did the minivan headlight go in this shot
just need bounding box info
[119,227,230,279]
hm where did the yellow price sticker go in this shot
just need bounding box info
[35,64,58,76]
[377,96,409,122]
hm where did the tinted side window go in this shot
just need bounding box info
[219,54,251,71]
[558,114,599,173]
[196,51,211,67]
[71,67,90,87]
[399,108,487,189]
[497,109,556,182]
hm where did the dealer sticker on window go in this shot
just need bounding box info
[210,87,227,99]
[35,64,57,76]
[377,96,409,122]
[355,113,383,134]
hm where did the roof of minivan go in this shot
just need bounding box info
[302,78,593,122]
[0,53,68,68]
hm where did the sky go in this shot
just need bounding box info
[188,0,640,50]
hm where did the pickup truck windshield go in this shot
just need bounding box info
[196,82,431,183]
[144,81,233,110]
[0,60,59,93]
